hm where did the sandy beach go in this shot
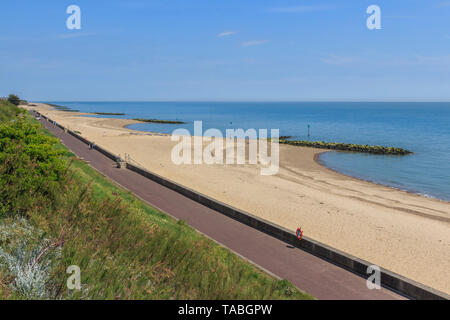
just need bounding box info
[26,103,450,294]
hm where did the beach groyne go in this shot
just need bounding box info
[279,139,412,155]
[133,118,185,124]
[38,112,121,162]
[32,110,449,300]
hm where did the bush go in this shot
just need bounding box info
[0,120,66,217]
[0,217,59,299]
[7,94,20,106]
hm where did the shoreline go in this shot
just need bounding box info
[312,152,450,224]
[313,152,450,205]
[35,102,450,206]
[128,119,449,204]
[36,103,450,204]
[38,103,445,202]
[25,103,450,294]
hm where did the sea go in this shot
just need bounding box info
[45,101,450,201]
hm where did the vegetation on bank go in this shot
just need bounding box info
[0,100,311,300]
[0,100,23,122]
[279,138,412,155]
[133,118,186,124]
[6,94,21,106]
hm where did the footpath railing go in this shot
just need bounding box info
[32,110,450,300]
[35,111,121,162]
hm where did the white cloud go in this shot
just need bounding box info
[268,5,335,13]
[241,40,269,47]
[218,31,238,37]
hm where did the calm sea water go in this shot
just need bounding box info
[47,101,450,201]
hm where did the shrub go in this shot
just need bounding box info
[0,120,66,217]
[7,94,20,106]
[0,217,59,300]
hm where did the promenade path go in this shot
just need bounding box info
[39,116,403,300]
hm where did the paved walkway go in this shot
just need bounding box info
[39,117,403,300]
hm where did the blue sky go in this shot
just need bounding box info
[1,0,450,101]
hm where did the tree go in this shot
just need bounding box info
[8,94,21,106]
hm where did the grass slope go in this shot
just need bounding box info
[0,100,22,122]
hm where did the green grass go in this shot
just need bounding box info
[0,111,313,300]
[0,100,23,122]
